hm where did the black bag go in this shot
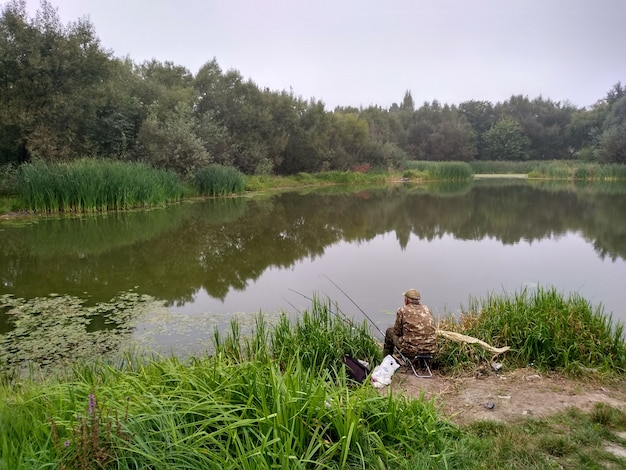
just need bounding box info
[342,354,370,383]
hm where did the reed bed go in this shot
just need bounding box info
[17,159,185,213]
[404,161,474,181]
[437,286,626,374]
[194,164,246,196]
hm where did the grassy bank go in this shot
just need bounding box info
[468,160,626,180]
[0,300,458,470]
[403,161,474,181]
[437,286,626,375]
[3,160,626,216]
[244,170,393,192]
[1,291,625,469]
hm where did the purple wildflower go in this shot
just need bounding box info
[88,394,96,414]
[64,440,70,447]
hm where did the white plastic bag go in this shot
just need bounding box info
[370,355,400,388]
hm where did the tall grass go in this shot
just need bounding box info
[529,162,626,180]
[2,295,626,468]
[469,160,626,181]
[18,159,185,213]
[437,286,626,374]
[0,298,460,469]
[404,161,474,181]
[194,164,246,196]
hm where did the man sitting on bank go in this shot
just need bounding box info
[383,289,437,358]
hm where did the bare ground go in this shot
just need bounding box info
[388,365,626,425]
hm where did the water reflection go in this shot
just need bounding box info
[1,180,625,351]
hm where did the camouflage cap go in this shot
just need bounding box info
[402,289,421,300]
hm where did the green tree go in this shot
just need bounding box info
[327,112,369,169]
[459,100,496,157]
[495,95,574,160]
[605,81,625,106]
[279,100,330,174]
[406,102,476,161]
[194,60,300,174]
[89,58,143,159]
[135,103,210,176]
[482,117,531,161]
[565,101,608,159]
[597,95,626,164]
[0,0,114,163]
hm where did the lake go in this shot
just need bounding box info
[1,179,626,369]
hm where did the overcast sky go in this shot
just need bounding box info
[19,0,626,110]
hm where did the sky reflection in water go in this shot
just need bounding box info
[170,229,626,342]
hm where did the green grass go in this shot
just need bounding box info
[469,160,626,181]
[1,294,626,469]
[0,163,18,196]
[462,404,626,469]
[404,161,474,181]
[0,299,459,470]
[17,159,185,213]
[245,171,392,192]
[194,164,246,196]
[530,162,626,180]
[0,196,25,214]
[437,286,626,375]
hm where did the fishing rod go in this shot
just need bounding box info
[282,297,302,314]
[288,288,314,304]
[287,287,354,326]
[322,274,386,338]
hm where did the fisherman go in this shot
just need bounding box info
[383,289,437,357]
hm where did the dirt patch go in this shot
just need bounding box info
[388,366,626,425]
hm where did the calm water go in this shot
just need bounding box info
[1,179,626,362]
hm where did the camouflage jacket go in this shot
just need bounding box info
[393,302,436,355]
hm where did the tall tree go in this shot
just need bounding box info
[459,100,496,158]
[0,0,113,162]
[597,95,626,164]
[482,117,531,161]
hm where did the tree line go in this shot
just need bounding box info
[1,0,625,178]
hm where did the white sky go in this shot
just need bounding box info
[18,0,626,110]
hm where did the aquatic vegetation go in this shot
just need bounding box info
[194,164,246,196]
[0,291,163,377]
[437,286,626,374]
[17,159,185,213]
[404,161,474,181]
